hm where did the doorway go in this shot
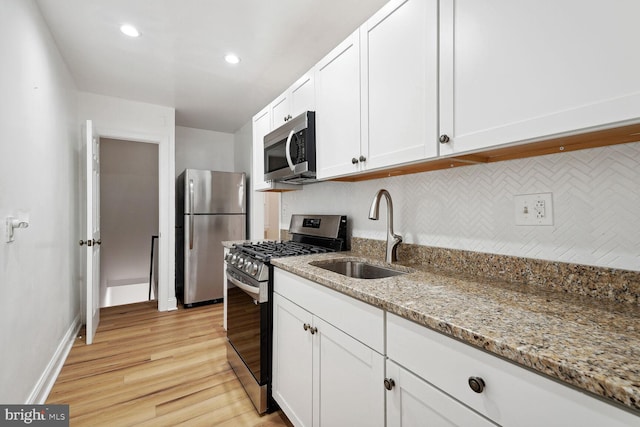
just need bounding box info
[99,138,159,307]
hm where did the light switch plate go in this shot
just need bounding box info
[514,193,553,226]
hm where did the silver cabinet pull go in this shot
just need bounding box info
[384,378,395,391]
[303,323,317,334]
[468,376,485,393]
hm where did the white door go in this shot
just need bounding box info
[386,361,496,427]
[83,120,101,344]
[315,30,362,179]
[361,0,439,170]
[314,316,385,427]
[272,293,314,427]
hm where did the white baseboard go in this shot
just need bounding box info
[167,296,178,311]
[26,314,82,404]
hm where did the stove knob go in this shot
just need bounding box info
[244,262,252,273]
[224,252,231,262]
[249,263,259,276]
[230,254,238,265]
[237,257,245,269]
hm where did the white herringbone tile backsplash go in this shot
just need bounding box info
[281,142,640,271]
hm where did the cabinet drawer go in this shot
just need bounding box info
[274,268,384,353]
[387,313,637,427]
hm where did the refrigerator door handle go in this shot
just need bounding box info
[189,179,194,250]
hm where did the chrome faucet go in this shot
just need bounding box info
[368,189,402,263]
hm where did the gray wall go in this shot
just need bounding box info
[175,126,234,176]
[0,0,80,403]
[100,138,159,306]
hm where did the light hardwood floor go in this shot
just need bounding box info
[46,301,290,427]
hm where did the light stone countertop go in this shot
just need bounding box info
[221,239,251,249]
[270,252,640,414]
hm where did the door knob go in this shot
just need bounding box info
[93,239,102,245]
[359,155,366,162]
[439,134,450,144]
[352,157,359,164]
[79,240,87,246]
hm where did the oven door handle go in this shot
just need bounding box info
[227,274,263,302]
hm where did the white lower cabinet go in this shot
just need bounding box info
[387,313,638,427]
[273,270,639,427]
[272,269,385,427]
[386,360,496,427]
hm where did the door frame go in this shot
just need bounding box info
[80,125,176,321]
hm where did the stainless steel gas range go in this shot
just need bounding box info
[225,214,347,413]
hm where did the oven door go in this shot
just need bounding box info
[226,270,270,385]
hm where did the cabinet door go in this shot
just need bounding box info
[439,0,640,155]
[272,293,314,427]
[290,72,315,118]
[252,106,272,191]
[271,93,290,129]
[386,361,496,427]
[313,316,384,427]
[272,71,315,129]
[361,0,438,170]
[315,30,362,179]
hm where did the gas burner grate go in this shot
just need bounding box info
[236,240,333,261]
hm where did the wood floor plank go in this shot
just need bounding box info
[46,301,289,426]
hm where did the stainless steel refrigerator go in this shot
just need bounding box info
[176,169,246,307]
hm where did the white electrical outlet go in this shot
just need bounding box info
[514,193,553,226]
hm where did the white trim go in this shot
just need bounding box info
[166,297,178,311]
[26,315,82,404]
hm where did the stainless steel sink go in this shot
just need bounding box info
[311,260,408,279]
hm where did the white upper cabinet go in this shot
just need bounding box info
[316,0,438,180]
[271,70,315,129]
[252,105,272,191]
[361,0,439,170]
[253,72,313,192]
[315,31,362,179]
[439,0,640,155]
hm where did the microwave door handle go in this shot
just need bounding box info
[285,129,295,171]
[189,179,194,250]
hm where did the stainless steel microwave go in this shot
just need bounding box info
[263,111,316,184]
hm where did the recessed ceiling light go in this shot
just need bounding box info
[225,54,240,64]
[120,24,140,38]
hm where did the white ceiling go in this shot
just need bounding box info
[36,0,388,133]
